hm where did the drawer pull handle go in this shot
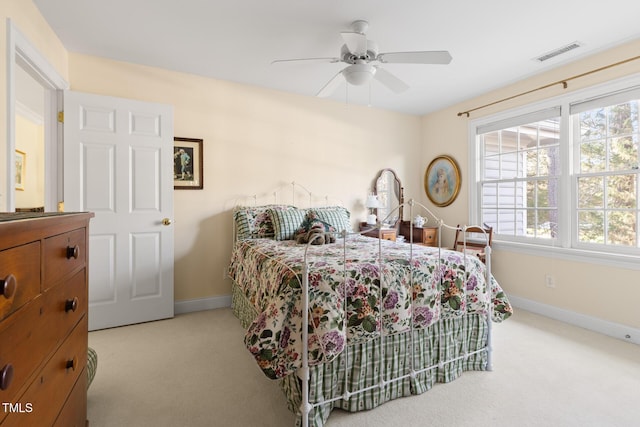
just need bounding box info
[66,245,80,260]
[66,356,78,371]
[1,274,17,299]
[65,297,79,312]
[0,363,14,390]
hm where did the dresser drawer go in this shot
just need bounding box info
[0,296,52,412]
[379,229,396,241]
[43,268,87,349]
[422,228,438,246]
[52,368,87,427]
[0,242,40,322]
[43,229,86,291]
[1,316,87,427]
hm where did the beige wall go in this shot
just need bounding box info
[0,0,68,211]
[421,39,640,329]
[67,53,423,301]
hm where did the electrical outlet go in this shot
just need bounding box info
[545,274,556,288]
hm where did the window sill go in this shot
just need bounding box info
[492,240,640,271]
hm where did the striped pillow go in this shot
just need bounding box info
[309,206,352,233]
[268,208,307,240]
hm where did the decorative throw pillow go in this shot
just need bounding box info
[233,205,294,239]
[268,207,307,240]
[308,206,352,233]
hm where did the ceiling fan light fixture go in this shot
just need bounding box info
[273,19,452,98]
[343,63,375,86]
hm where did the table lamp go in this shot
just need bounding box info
[365,194,381,225]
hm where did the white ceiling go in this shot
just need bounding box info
[34,0,640,116]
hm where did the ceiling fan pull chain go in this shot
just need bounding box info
[346,83,349,106]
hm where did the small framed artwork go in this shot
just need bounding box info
[424,155,461,207]
[15,150,26,191]
[173,137,203,190]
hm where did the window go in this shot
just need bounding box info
[472,79,640,262]
[572,92,640,250]
[478,110,561,241]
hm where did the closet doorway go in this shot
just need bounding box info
[14,63,46,211]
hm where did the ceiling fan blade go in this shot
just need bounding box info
[340,31,367,56]
[373,67,409,93]
[316,70,345,97]
[271,57,341,65]
[377,51,452,65]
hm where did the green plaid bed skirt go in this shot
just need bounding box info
[231,282,489,427]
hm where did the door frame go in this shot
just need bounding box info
[6,19,68,212]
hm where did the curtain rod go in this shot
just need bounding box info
[457,54,640,118]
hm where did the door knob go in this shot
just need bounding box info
[162,218,173,226]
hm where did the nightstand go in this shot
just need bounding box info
[399,221,438,247]
[359,222,397,241]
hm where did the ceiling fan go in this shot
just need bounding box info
[272,20,452,97]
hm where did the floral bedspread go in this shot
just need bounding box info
[228,235,512,380]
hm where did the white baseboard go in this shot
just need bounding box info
[509,295,640,346]
[174,295,232,315]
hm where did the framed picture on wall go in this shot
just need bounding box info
[424,154,461,207]
[15,150,26,191]
[173,137,203,190]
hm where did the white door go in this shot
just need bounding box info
[63,91,174,330]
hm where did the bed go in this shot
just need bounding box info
[228,189,512,427]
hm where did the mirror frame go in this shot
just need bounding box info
[373,168,404,226]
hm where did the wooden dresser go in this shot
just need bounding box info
[0,212,93,427]
[358,222,397,241]
[399,221,439,247]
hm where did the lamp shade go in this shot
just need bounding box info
[365,194,380,209]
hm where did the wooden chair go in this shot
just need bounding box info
[453,224,493,263]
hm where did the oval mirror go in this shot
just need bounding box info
[374,168,404,226]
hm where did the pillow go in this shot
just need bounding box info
[308,206,352,233]
[268,207,307,241]
[233,205,294,239]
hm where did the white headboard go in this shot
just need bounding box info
[233,181,343,209]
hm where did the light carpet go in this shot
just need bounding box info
[87,308,640,427]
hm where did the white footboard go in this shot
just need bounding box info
[295,199,493,427]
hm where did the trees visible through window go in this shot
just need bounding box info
[473,85,640,256]
[574,99,639,248]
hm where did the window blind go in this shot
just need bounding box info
[476,106,561,135]
[570,86,640,114]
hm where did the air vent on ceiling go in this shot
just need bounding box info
[535,42,582,62]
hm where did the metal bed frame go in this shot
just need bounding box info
[231,183,494,427]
